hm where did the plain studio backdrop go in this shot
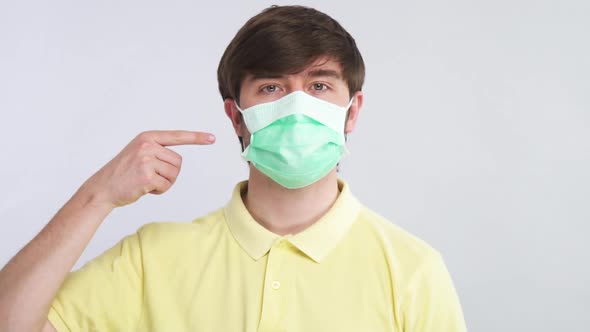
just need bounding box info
[1,0,588,331]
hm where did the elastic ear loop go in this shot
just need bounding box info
[344,96,354,110]
[337,97,355,172]
[234,100,248,153]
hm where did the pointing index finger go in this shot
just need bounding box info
[150,130,216,147]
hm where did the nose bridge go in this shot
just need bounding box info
[284,73,306,93]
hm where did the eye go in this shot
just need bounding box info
[261,84,279,93]
[311,83,329,91]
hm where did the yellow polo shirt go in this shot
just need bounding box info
[48,180,466,331]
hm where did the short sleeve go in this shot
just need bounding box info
[401,253,467,332]
[47,229,144,332]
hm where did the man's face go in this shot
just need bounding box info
[223,56,363,151]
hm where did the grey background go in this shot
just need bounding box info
[1,0,588,331]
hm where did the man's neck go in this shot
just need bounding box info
[242,166,340,236]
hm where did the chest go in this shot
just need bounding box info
[141,242,399,331]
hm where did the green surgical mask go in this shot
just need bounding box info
[236,91,353,189]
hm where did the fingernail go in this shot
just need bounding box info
[207,134,216,143]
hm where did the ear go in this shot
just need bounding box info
[344,91,364,133]
[224,98,243,137]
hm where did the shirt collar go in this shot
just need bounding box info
[223,179,361,264]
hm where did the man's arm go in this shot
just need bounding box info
[0,182,114,331]
[0,130,215,332]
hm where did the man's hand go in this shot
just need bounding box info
[83,130,216,208]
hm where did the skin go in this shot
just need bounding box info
[0,56,363,332]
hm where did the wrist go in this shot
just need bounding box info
[76,180,116,212]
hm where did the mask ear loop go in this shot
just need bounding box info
[234,100,248,152]
[337,96,355,173]
[343,96,355,124]
[234,100,244,113]
[344,96,355,110]
[343,95,355,137]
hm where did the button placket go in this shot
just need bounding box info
[257,238,290,331]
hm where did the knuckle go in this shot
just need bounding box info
[136,131,149,140]
[141,169,154,183]
[161,181,171,191]
[143,185,155,195]
[154,181,170,195]
[138,141,152,151]
[139,154,152,164]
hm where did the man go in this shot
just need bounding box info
[0,5,467,332]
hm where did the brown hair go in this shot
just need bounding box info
[217,5,365,104]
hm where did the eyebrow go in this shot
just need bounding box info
[248,72,284,81]
[247,69,343,82]
[306,69,342,80]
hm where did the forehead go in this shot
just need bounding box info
[244,57,344,82]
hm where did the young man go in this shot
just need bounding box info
[0,5,466,332]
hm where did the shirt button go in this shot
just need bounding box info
[272,280,281,289]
